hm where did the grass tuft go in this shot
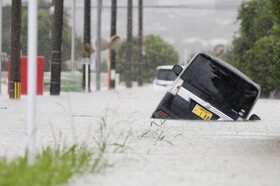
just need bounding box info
[139,120,174,146]
[0,117,136,186]
[0,145,104,186]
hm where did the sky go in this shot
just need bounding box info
[2,0,244,63]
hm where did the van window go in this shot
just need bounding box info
[180,54,259,119]
[156,69,177,81]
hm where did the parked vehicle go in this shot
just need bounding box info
[153,65,178,92]
[151,52,261,121]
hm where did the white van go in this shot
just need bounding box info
[153,65,177,92]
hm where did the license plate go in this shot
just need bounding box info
[192,104,213,121]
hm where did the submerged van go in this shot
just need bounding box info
[153,65,177,91]
[151,52,261,121]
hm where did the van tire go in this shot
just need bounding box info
[249,114,261,121]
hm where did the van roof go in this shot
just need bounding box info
[156,65,174,70]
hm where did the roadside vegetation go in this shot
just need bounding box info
[0,118,111,186]
[0,117,177,186]
[0,117,137,186]
[2,1,82,71]
[116,34,179,83]
[0,145,108,186]
[225,0,280,97]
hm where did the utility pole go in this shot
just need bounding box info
[137,0,143,86]
[0,0,2,94]
[96,0,102,91]
[71,0,76,71]
[50,0,64,95]
[109,0,117,89]
[82,0,93,92]
[10,0,21,99]
[126,0,132,88]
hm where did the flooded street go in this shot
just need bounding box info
[1,84,280,186]
[0,0,279,185]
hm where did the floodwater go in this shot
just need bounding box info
[0,84,280,186]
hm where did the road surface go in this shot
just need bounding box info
[0,84,279,186]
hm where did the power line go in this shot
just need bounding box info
[71,5,237,10]
[19,3,238,10]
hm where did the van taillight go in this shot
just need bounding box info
[159,109,169,118]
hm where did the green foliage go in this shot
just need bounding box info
[2,1,82,72]
[0,117,137,186]
[144,35,179,81]
[21,8,53,71]
[227,0,280,97]
[100,59,108,73]
[44,71,83,92]
[242,35,278,95]
[2,6,12,55]
[116,34,179,82]
[237,0,274,46]
[0,145,95,186]
[270,0,280,82]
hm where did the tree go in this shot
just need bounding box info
[144,35,179,80]
[2,1,82,72]
[2,6,12,57]
[270,0,280,81]
[227,0,280,97]
[241,35,277,95]
[21,7,52,71]
[116,34,179,83]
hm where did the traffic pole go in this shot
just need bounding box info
[82,0,91,92]
[27,0,38,165]
[50,0,64,95]
[108,35,120,90]
[137,0,143,86]
[96,0,102,91]
[107,48,111,89]
[10,0,22,99]
[109,0,117,89]
[126,0,133,88]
